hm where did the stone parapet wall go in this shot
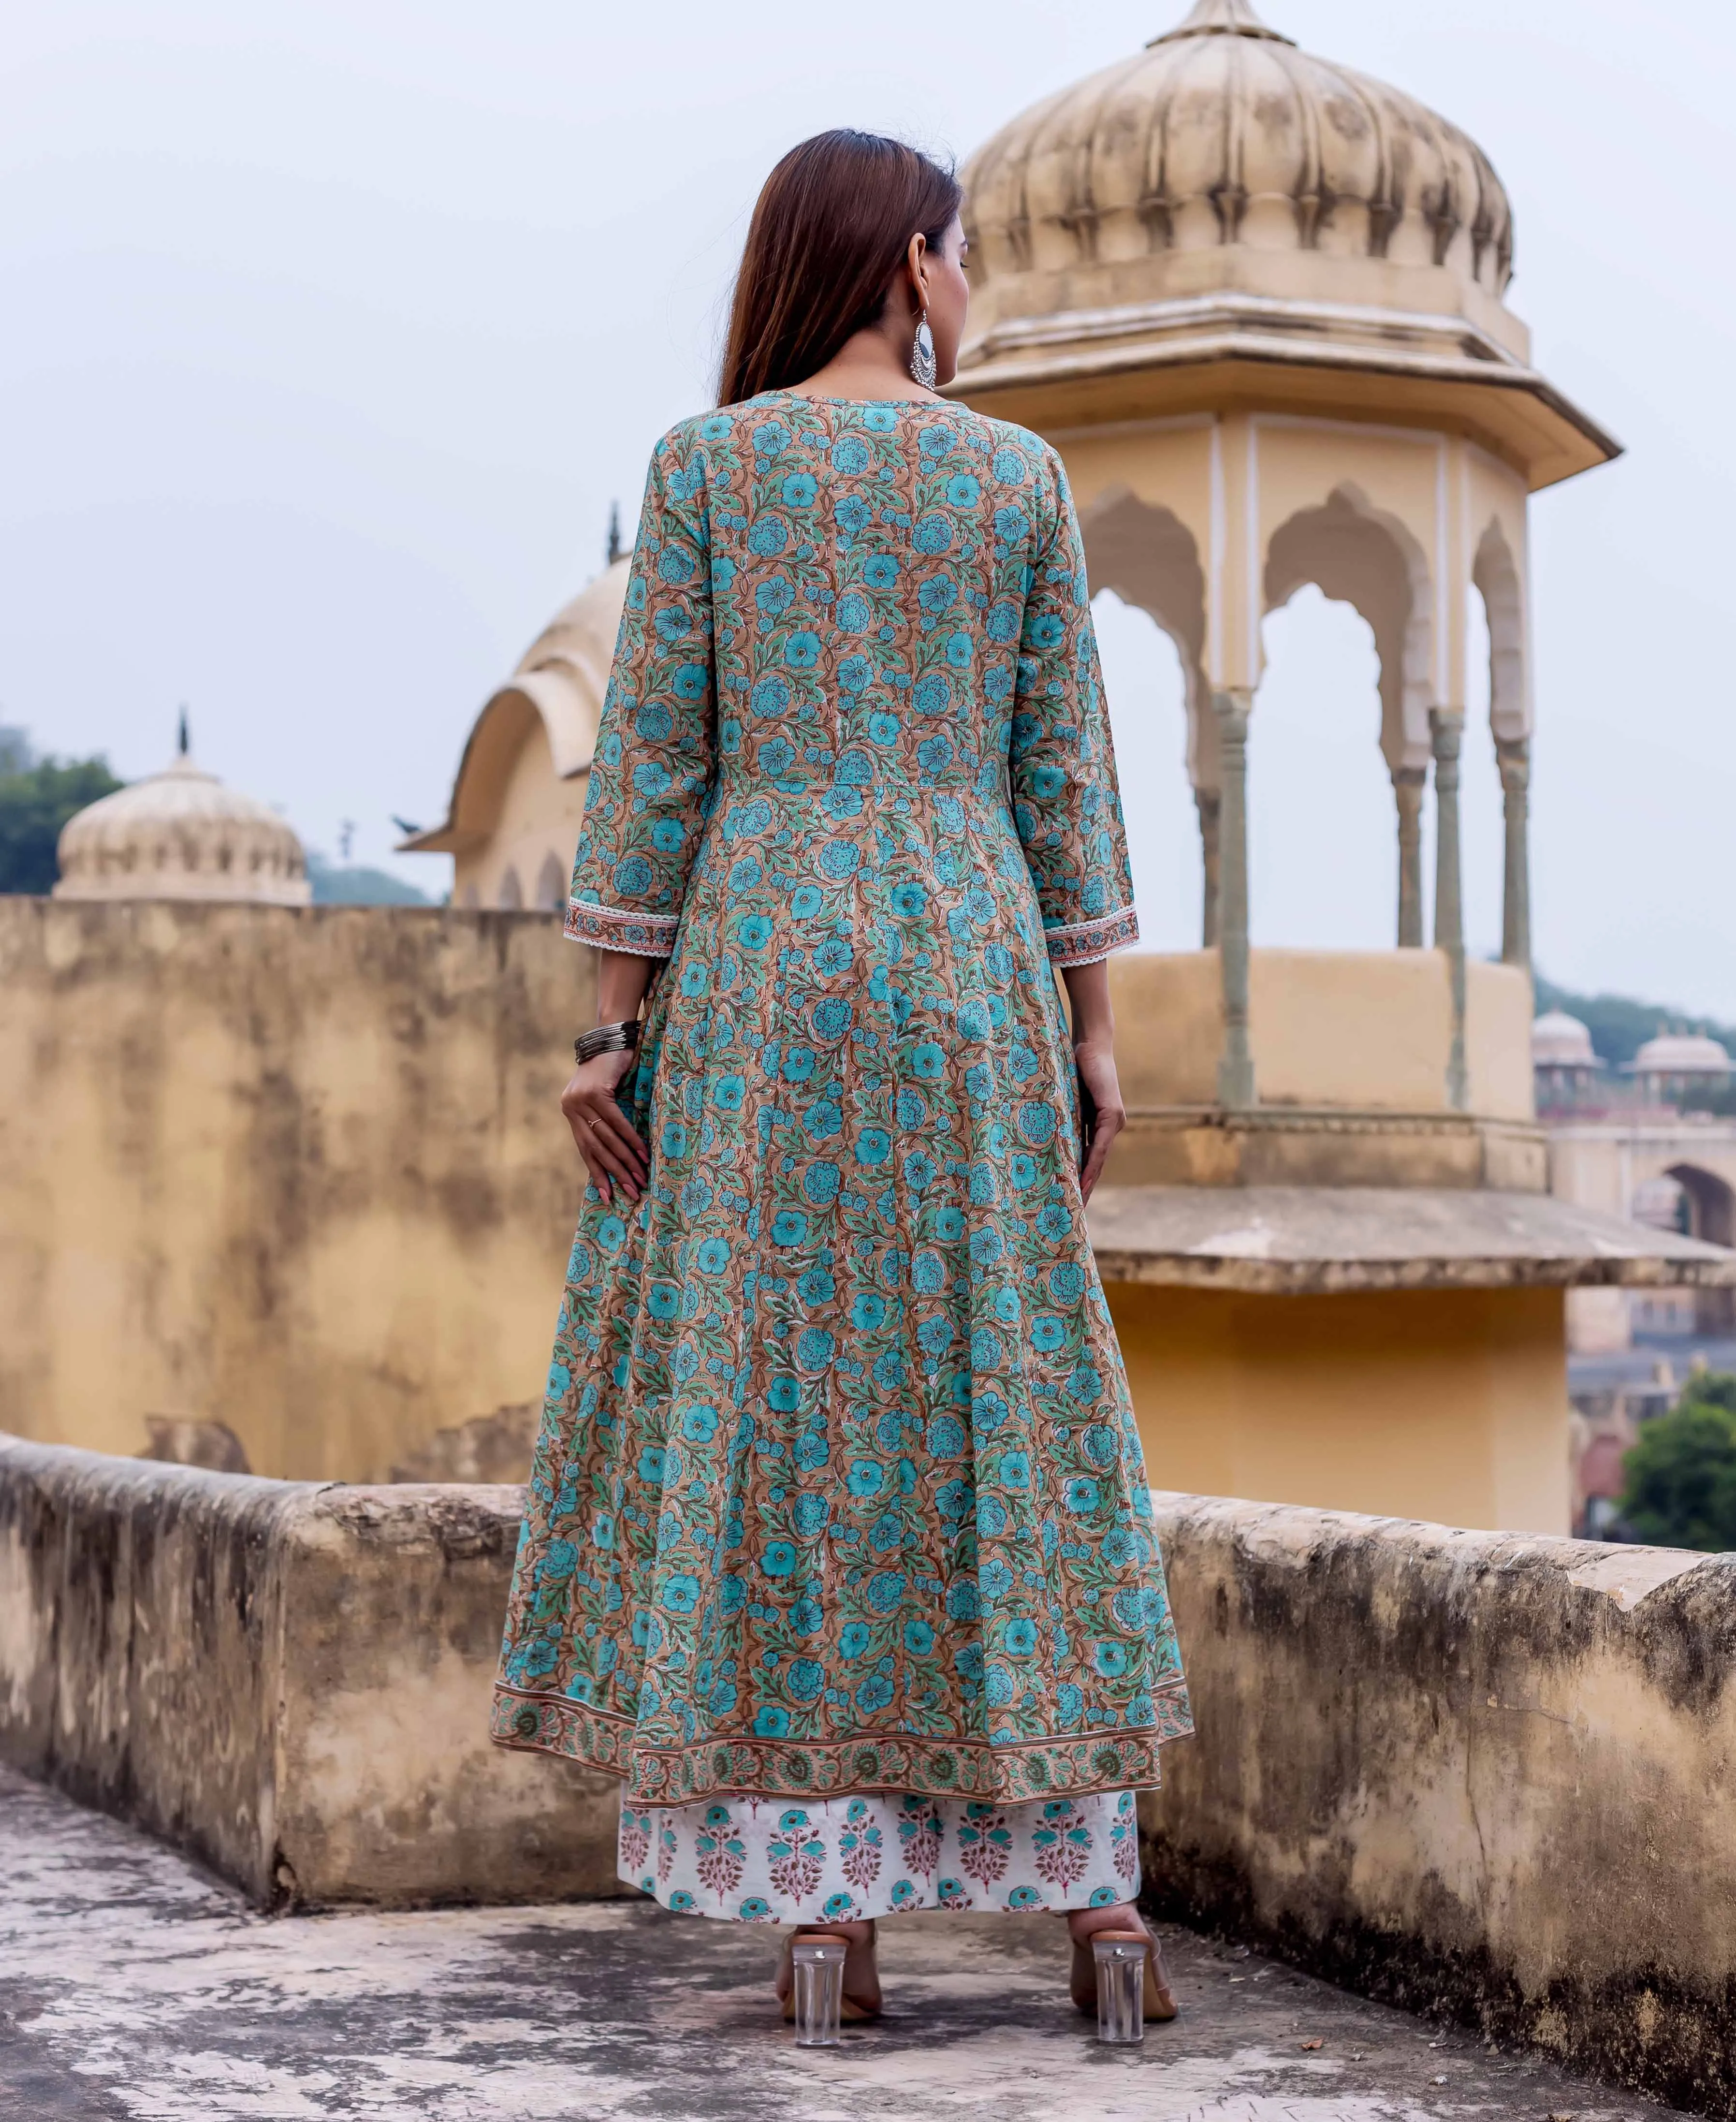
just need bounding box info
[3,1434,1734,2109]
[1142,1492,1736,2115]
[0,1435,618,1907]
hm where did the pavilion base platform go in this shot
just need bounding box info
[1091,1183,1736,1532]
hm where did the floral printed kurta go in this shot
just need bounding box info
[493,391,1191,1805]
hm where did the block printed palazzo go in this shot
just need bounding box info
[492,394,1191,1848]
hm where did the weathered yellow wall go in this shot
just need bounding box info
[1109,1280,1570,1534]
[0,898,589,1481]
[0,895,1562,1518]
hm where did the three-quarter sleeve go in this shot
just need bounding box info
[1009,453,1139,968]
[565,429,716,957]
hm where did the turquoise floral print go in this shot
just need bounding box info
[492,393,1190,1804]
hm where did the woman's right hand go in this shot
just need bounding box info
[561,1049,650,1204]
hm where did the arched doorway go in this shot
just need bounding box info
[1666,1164,1735,1332]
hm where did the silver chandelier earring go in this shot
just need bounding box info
[910,309,937,391]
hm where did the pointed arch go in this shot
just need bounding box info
[1263,482,1434,772]
[1080,488,1212,786]
[1472,519,1528,742]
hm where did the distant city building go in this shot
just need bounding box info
[1532,1010,1606,1113]
[53,724,311,908]
[1626,1032,1733,1106]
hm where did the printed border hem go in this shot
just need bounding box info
[489,1678,1194,1805]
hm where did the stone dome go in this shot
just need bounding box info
[398,557,631,863]
[54,736,312,907]
[1630,1033,1733,1078]
[508,556,633,779]
[1532,1011,1598,1069]
[958,0,1531,394]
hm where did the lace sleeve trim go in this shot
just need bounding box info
[1045,904,1140,967]
[565,899,680,958]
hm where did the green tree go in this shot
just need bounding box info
[0,755,124,895]
[1619,1375,1736,1551]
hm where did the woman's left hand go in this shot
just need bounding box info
[1073,1038,1126,1203]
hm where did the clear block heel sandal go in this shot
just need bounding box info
[778,1923,881,2036]
[1071,1925,1178,2034]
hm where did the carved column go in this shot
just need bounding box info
[1430,707,1468,1112]
[1194,787,1222,948]
[1212,690,1256,1109]
[1392,767,1427,949]
[1496,736,1532,971]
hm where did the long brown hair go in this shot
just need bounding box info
[717,130,962,407]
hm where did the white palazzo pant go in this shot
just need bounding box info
[620,1790,1141,1924]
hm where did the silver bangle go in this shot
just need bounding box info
[574,1020,641,1066]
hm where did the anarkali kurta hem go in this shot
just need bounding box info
[491,1677,1194,1805]
[493,392,1192,1809]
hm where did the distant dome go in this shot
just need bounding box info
[54,739,311,907]
[1532,1011,1597,1068]
[1631,1033,1733,1077]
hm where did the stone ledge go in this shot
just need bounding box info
[1142,1491,1736,2114]
[1091,1183,1736,1292]
[1107,1107,1550,1191]
[5,1434,1736,2109]
[0,1436,617,1908]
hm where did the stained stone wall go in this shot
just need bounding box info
[1140,1493,1736,2116]
[0,1436,618,1906]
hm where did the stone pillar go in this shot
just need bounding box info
[1392,766,1427,949]
[1496,736,1532,970]
[1194,787,1222,948]
[1430,707,1468,1112]
[1212,690,1256,1109]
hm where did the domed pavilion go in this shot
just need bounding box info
[951,0,1735,1531]
[53,722,311,907]
[1628,1032,1734,1106]
[1531,1009,1605,1114]
[957,0,1618,1125]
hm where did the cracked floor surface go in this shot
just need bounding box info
[0,1768,1694,2122]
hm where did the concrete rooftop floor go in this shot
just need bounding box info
[0,1767,1695,2122]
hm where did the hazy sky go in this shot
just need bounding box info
[2,2,1732,1010]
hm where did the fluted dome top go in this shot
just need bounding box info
[54,736,311,907]
[1631,1033,1733,1078]
[1532,1011,1598,1069]
[961,0,1518,377]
